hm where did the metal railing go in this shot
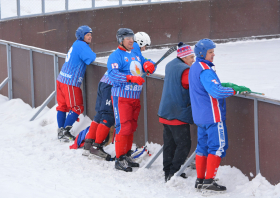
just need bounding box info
[0,39,65,121]
[0,0,194,21]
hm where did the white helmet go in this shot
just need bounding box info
[135,32,151,47]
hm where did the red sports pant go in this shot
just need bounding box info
[56,80,84,115]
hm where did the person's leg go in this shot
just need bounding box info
[195,124,208,188]
[201,122,227,192]
[95,83,114,145]
[205,121,228,179]
[163,124,176,178]
[63,85,84,128]
[56,81,68,129]
[169,124,191,175]
[113,96,133,158]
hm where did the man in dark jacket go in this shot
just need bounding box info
[158,42,195,182]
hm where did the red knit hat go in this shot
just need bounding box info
[177,42,194,58]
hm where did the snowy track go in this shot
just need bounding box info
[1,95,280,197]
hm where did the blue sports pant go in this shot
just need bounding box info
[93,82,115,128]
[196,121,228,158]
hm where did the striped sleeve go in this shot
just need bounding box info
[108,69,127,83]
[200,69,234,99]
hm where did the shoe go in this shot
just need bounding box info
[201,178,226,193]
[57,127,64,140]
[115,155,132,172]
[125,150,139,167]
[82,139,94,156]
[89,143,111,161]
[165,173,187,182]
[195,178,204,190]
[63,126,75,141]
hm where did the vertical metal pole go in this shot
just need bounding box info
[53,55,58,104]
[254,98,260,175]
[6,44,12,99]
[119,0,122,6]
[148,0,151,3]
[143,76,148,144]
[92,0,95,9]
[42,0,45,14]
[30,50,35,108]
[17,0,20,17]
[0,0,2,20]
[82,76,87,116]
[65,0,68,11]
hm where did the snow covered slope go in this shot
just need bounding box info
[97,38,280,100]
[0,94,280,198]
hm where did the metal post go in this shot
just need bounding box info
[42,0,45,14]
[148,0,151,3]
[6,44,12,99]
[82,76,87,116]
[175,151,196,176]
[17,0,20,17]
[65,0,69,11]
[30,91,56,121]
[119,0,122,6]
[0,0,2,20]
[143,76,148,143]
[30,50,35,108]
[144,145,163,168]
[254,98,260,174]
[53,55,58,104]
[92,0,95,9]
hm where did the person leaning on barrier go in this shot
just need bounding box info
[107,28,155,172]
[158,42,195,182]
[56,25,96,142]
[188,38,246,193]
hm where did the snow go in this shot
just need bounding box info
[0,0,191,19]
[1,94,280,197]
[97,38,280,100]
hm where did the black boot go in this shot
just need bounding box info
[115,155,132,172]
[82,139,94,156]
[201,178,226,193]
[88,143,111,161]
[195,178,204,190]
[63,126,76,141]
[125,150,139,167]
[166,173,187,182]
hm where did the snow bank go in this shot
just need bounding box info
[0,94,280,197]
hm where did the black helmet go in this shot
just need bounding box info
[116,28,134,44]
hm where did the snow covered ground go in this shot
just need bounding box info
[1,94,280,198]
[0,0,188,19]
[97,38,280,100]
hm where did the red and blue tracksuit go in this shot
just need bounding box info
[107,46,149,158]
[189,57,235,180]
[189,57,234,158]
[56,40,96,129]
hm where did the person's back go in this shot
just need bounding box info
[58,40,96,87]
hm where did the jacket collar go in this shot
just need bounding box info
[196,57,215,67]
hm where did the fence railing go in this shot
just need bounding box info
[0,0,194,21]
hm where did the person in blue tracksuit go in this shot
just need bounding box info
[56,25,96,142]
[108,28,155,172]
[189,38,250,193]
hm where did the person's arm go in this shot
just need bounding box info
[79,47,97,65]
[200,69,235,99]
[107,56,127,83]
